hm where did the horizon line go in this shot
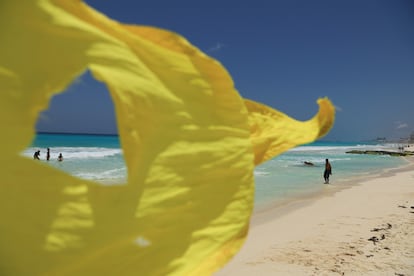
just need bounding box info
[37,131,118,136]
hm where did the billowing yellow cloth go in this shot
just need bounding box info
[0,1,335,275]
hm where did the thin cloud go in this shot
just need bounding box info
[72,76,84,86]
[64,70,88,92]
[37,112,51,123]
[334,105,343,112]
[395,121,408,129]
[206,42,225,53]
[70,71,87,87]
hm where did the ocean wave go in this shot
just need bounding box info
[75,167,127,180]
[22,147,122,160]
[254,170,270,176]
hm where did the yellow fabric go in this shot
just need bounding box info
[0,0,335,275]
[246,98,335,165]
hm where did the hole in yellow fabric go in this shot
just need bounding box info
[23,71,127,185]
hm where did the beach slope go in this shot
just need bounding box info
[216,158,414,276]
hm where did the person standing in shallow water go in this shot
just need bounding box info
[46,148,50,161]
[33,150,40,160]
[58,153,63,162]
[324,158,332,184]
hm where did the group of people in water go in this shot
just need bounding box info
[33,148,63,162]
[303,158,332,184]
[34,148,332,182]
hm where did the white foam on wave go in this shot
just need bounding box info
[23,147,122,160]
[254,170,270,176]
[75,167,127,180]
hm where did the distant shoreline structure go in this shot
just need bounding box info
[346,149,414,157]
[371,131,414,144]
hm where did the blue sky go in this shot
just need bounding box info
[37,0,414,141]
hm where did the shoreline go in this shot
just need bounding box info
[216,157,414,275]
[252,156,412,225]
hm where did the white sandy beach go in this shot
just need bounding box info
[216,157,414,276]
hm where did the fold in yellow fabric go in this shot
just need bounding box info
[0,0,335,275]
[246,98,335,165]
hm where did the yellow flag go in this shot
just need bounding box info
[0,0,334,275]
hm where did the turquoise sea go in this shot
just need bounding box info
[24,133,408,209]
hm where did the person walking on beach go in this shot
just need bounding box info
[58,153,63,162]
[33,150,40,160]
[323,158,332,184]
[46,148,50,161]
